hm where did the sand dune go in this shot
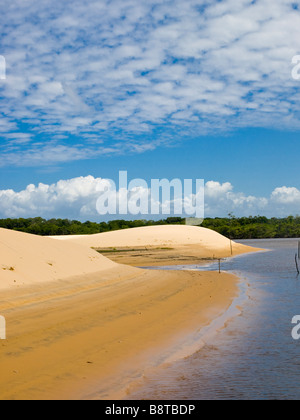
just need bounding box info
[0,228,116,289]
[53,225,237,249]
[52,225,258,266]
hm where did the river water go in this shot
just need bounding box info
[126,238,300,400]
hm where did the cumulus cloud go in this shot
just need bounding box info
[271,186,300,204]
[0,175,299,220]
[1,0,300,165]
[205,181,269,217]
[0,176,114,219]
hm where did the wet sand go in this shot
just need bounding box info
[93,242,258,267]
[0,264,238,400]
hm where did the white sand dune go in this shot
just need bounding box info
[0,228,116,289]
[53,225,235,250]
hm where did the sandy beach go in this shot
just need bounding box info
[0,226,260,400]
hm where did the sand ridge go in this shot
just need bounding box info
[52,224,237,248]
[0,228,116,289]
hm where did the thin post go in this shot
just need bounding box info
[295,254,299,275]
[218,259,221,274]
[230,239,233,256]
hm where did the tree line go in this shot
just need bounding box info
[201,215,300,239]
[0,217,185,236]
[0,215,300,239]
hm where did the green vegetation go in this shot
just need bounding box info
[0,217,184,236]
[0,215,300,239]
[202,215,300,239]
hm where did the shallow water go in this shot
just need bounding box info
[126,239,300,400]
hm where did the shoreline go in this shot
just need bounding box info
[122,273,250,400]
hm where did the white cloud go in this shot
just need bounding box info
[0,176,111,219]
[271,186,300,204]
[205,181,269,217]
[0,176,299,220]
[1,0,300,165]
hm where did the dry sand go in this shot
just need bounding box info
[53,224,243,249]
[0,226,259,400]
[0,228,116,290]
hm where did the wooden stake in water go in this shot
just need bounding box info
[295,253,300,275]
[218,259,221,274]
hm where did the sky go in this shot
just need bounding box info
[1,0,300,220]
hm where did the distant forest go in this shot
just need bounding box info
[202,216,300,239]
[1,215,300,239]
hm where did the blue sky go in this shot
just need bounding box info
[1,0,300,220]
